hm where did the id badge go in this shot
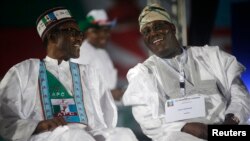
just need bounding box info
[165,95,206,123]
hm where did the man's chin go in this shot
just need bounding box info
[72,54,80,59]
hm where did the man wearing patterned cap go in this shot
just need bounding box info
[0,7,138,141]
[123,3,250,141]
[71,9,124,101]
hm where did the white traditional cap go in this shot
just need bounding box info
[139,3,172,32]
[36,7,75,40]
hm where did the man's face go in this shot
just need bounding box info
[56,22,83,59]
[141,20,179,58]
[86,26,111,48]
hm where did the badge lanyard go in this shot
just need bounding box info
[178,48,187,97]
[164,48,187,97]
[179,61,185,96]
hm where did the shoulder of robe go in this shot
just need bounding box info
[127,56,158,80]
[187,44,220,51]
[187,45,222,57]
[11,59,40,71]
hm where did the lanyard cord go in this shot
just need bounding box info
[164,47,187,97]
[179,62,185,96]
[178,48,187,96]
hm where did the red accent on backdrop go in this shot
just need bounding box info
[0,28,46,78]
[107,0,148,82]
[110,26,148,80]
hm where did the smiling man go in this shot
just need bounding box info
[123,3,250,141]
[0,7,138,141]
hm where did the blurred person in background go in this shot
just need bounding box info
[71,9,124,101]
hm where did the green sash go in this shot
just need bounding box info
[39,61,88,124]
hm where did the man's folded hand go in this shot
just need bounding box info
[181,122,208,140]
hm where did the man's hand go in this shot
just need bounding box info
[33,117,67,134]
[223,113,240,125]
[181,122,208,140]
[111,88,124,101]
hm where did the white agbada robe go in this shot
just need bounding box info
[71,40,118,89]
[0,57,138,141]
[123,45,250,141]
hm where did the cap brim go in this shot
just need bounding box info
[79,19,116,32]
[98,19,116,27]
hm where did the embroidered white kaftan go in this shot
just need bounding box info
[0,57,137,141]
[123,45,250,141]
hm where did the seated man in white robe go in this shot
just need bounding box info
[0,6,138,141]
[123,3,250,141]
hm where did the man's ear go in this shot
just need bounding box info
[47,32,59,43]
[170,23,176,34]
[82,32,87,40]
[85,28,91,35]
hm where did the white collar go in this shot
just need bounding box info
[164,47,187,64]
[44,56,69,67]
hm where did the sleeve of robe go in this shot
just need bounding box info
[123,64,186,139]
[98,71,118,128]
[0,60,40,141]
[215,47,250,124]
[84,66,117,129]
